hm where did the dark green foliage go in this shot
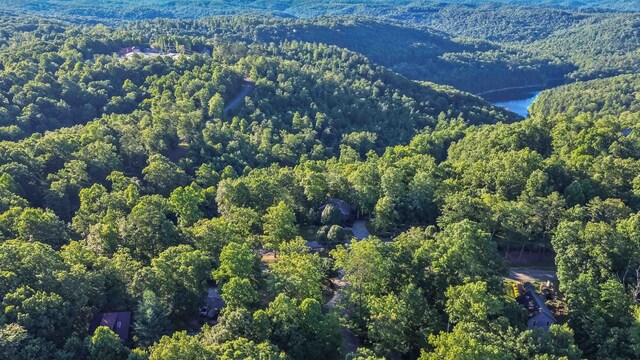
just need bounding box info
[0,4,638,359]
[326,225,345,243]
[88,327,129,360]
[0,207,70,247]
[221,277,260,310]
[320,204,341,226]
[133,290,173,348]
[316,225,330,243]
[133,245,212,321]
[531,73,640,118]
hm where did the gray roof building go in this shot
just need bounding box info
[319,198,355,224]
[517,283,556,330]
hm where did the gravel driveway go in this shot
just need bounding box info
[350,220,370,240]
[508,268,558,282]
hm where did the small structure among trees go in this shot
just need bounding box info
[89,311,131,343]
[118,46,141,57]
[319,198,355,225]
[516,283,556,330]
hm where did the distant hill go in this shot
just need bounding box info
[1,2,637,94]
[525,13,640,79]
[115,16,570,93]
[0,12,518,143]
[511,0,640,11]
[0,0,636,23]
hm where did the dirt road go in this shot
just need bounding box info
[508,268,558,282]
[224,81,255,114]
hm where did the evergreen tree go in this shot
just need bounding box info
[133,290,173,348]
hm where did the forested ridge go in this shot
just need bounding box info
[531,74,640,118]
[2,0,639,20]
[4,2,640,93]
[0,2,640,360]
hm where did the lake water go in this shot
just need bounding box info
[481,87,544,118]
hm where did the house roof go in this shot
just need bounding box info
[322,198,352,216]
[516,283,556,322]
[119,47,140,55]
[89,311,131,342]
[207,286,226,309]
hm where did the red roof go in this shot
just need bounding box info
[119,47,141,56]
[89,311,131,343]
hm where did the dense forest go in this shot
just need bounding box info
[115,16,572,93]
[2,0,639,20]
[4,2,640,92]
[531,74,640,118]
[0,1,639,360]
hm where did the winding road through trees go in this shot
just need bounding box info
[224,79,255,114]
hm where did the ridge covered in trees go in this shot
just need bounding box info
[531,73,640,118]
[2,0,639,21]
[4,3,640,94]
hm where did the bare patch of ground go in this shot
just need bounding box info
[508,268,558,282]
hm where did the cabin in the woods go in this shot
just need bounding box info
[89,311,131,343]
[319,198,355,225]
[516,283,556,330]
[119,46,141,57]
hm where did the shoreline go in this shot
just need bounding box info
[475,78,567,97]
[476,83,548,97]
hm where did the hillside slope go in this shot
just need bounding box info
[530,73,640,117]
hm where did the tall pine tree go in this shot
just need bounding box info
[133,291,173,348]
